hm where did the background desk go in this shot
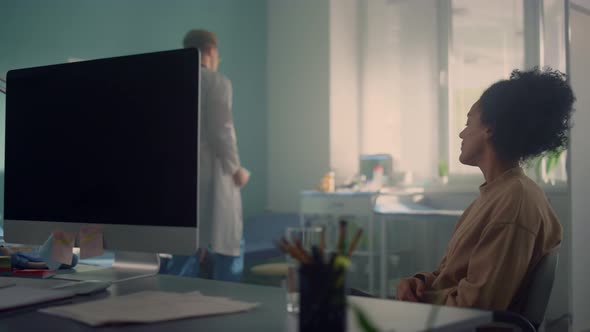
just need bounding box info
[300,190,463,299]
[300,191,378,294]
[0,274,491,331]
[374,196,463,298]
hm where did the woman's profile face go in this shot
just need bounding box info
[458,101,490,166]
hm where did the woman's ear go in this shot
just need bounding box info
[484,124,494,139]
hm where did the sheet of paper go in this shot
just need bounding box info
[78,226,104,259]
[0,280,15,289]
[50,231,76,265]
[40,291,259,326]
[39,234,62,270]
[0,286,75,311]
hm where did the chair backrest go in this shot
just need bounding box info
[521,250,559,328]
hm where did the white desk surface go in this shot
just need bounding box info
[300,189,463,217]
[301,187,424,197]
[346,296,490,332]
[0,274,491,331]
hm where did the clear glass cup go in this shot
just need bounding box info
[284,226,323,313]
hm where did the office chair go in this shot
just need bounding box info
[492,250,559,331]
[492,311,536,332]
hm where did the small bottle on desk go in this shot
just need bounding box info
[371,166,384,191]
[317,171,336,193]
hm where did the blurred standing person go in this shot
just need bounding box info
[160,29,249,282]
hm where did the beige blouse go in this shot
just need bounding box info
[417,168,562,310]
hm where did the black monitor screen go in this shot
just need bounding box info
[5,49,200,228]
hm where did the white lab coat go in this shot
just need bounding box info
[199,67,243,257]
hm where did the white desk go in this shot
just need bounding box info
[300,190,463,299]
[0,274,492,331]
[299,191,378,294]
[374,195,463,298]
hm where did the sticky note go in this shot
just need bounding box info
[79,226,104,259]
[50,231,76,265]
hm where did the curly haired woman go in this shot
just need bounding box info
[396,68,575,312]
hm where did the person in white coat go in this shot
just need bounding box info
[160,29,250,281]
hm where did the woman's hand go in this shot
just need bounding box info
[396,277,425,302]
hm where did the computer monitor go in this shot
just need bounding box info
[3,49,201,281]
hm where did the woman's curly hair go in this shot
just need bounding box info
[479,67,575,162]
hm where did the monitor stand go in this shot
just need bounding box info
[53,251,160,283]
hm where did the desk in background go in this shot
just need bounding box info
[374,195,463,298]
[0,273,491,331]
[300,190,463,299]
[299,190,379,294]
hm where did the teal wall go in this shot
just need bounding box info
[0,0,268,223]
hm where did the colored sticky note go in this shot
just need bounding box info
[50,231,76,265]
[39,234,62,270]
[79,226,104,259]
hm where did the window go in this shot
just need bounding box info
[447,0,525,175]
[360,0,439,184]
[359,0,567,185]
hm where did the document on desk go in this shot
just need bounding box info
[39,291,260,326]
[0,286,75,311]
[0,279,16,289]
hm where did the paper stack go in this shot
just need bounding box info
[40,290,259,326]
[0,286,75,311]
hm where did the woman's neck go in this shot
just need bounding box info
[479,157,519,183]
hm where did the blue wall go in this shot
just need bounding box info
[0,0,268,223]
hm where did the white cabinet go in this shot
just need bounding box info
[299,191,377,294]
[300,190,463,298]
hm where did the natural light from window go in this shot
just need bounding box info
[448,0,525,175]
